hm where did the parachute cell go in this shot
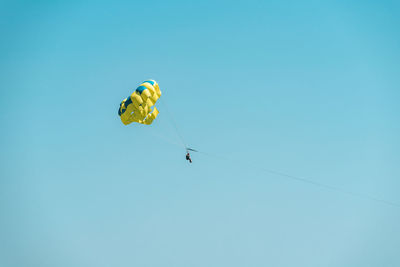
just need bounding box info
[118,80,161,125]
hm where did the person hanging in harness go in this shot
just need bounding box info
[186,152,192,163]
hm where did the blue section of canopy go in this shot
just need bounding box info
[136,85,147,94]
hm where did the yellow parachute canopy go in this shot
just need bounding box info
[118,80,161,125]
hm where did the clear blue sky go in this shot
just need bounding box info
[1,1,400,266]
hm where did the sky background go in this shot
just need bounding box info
[1,0,400,266]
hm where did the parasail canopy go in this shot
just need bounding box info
[118,80,161,125]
